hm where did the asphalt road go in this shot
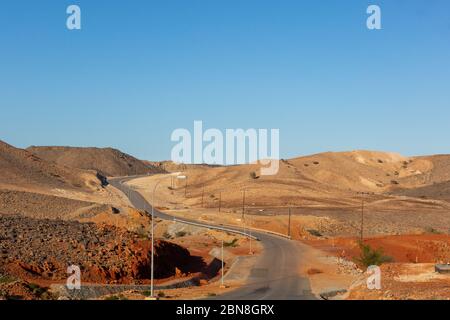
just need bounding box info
[110,176,316,300]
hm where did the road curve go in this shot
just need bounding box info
[110,176,316,300]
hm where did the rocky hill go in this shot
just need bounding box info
[27,146,164,177]
[0,215,205,285]
[0,140,146,229]
[0,140,103,193]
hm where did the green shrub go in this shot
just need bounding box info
[27,283,47,296]
[224,238,239,247]
[136,226,149,239]
[142,290,152,297]
[249,172,259,179]
[104,294,128,300]
[355,242,393,267]
[425,227,441,234]
[0,275,15,285]
[175,231,187,238]
[162,232,172,239]
[307,229,323,237]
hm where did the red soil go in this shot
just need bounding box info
[305,234,450,264]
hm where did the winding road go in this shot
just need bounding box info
[110,176,316,300]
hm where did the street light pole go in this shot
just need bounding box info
[242,188,246,220]
[201,184,204,208]
[148,173,185,299]
[149,177,169,299]
[288,207,292,238]
[221,239,224,288]
[360,196,364,242]
[150,181,161,299]
[249,215,253,255]
[357,192,369,242]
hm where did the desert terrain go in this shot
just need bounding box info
[127,150,450,300]
[2,140,450,300]
[27,145,164,177]
[128,151,450,239]
[1,140,254,300]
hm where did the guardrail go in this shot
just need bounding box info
[112,175,291,241]
[172,218,259,241]
[218,221,291,240]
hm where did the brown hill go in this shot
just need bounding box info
[151,150,450,209]
[392,181,450,202]
[0,140,147,229]
[130,150,450,238]
[0,140,103,193]
[0,215,206,287]
[27,146,163,177]
[390,155,450,201]
[288,150,431,192]
[144,160,220,173]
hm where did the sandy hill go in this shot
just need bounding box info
[159,150,450,209]
[0,140,102,193]
[0,140,151,232]
[288,150,429,192]
[390,154,450,201]
[0,141,205,293]
[144,160,220,173]
[27,146,163,177]
[392,180,450,202]
[411,154,450,184]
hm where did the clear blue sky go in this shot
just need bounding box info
[0,0,449,160]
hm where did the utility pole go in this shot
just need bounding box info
[151,193,155,299]
[358,192,367,242]
[150,180,164,299]
[242,188,246,219]
[288,207,292,238]
[249,215,253,255]
[220,239,225,289]
[201,185,204,208]
[360,197,364,242]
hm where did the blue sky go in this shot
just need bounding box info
[0,0,449,160]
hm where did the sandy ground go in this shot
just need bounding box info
[127,174,450,300]
[126,174,450,240]
[346,263,450,300]
[305,234,450,299]
[126,174,334,239]
[306,234,450,264]
[97,279,245,300]
[127,175,360,298]
[88,221,262,300]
